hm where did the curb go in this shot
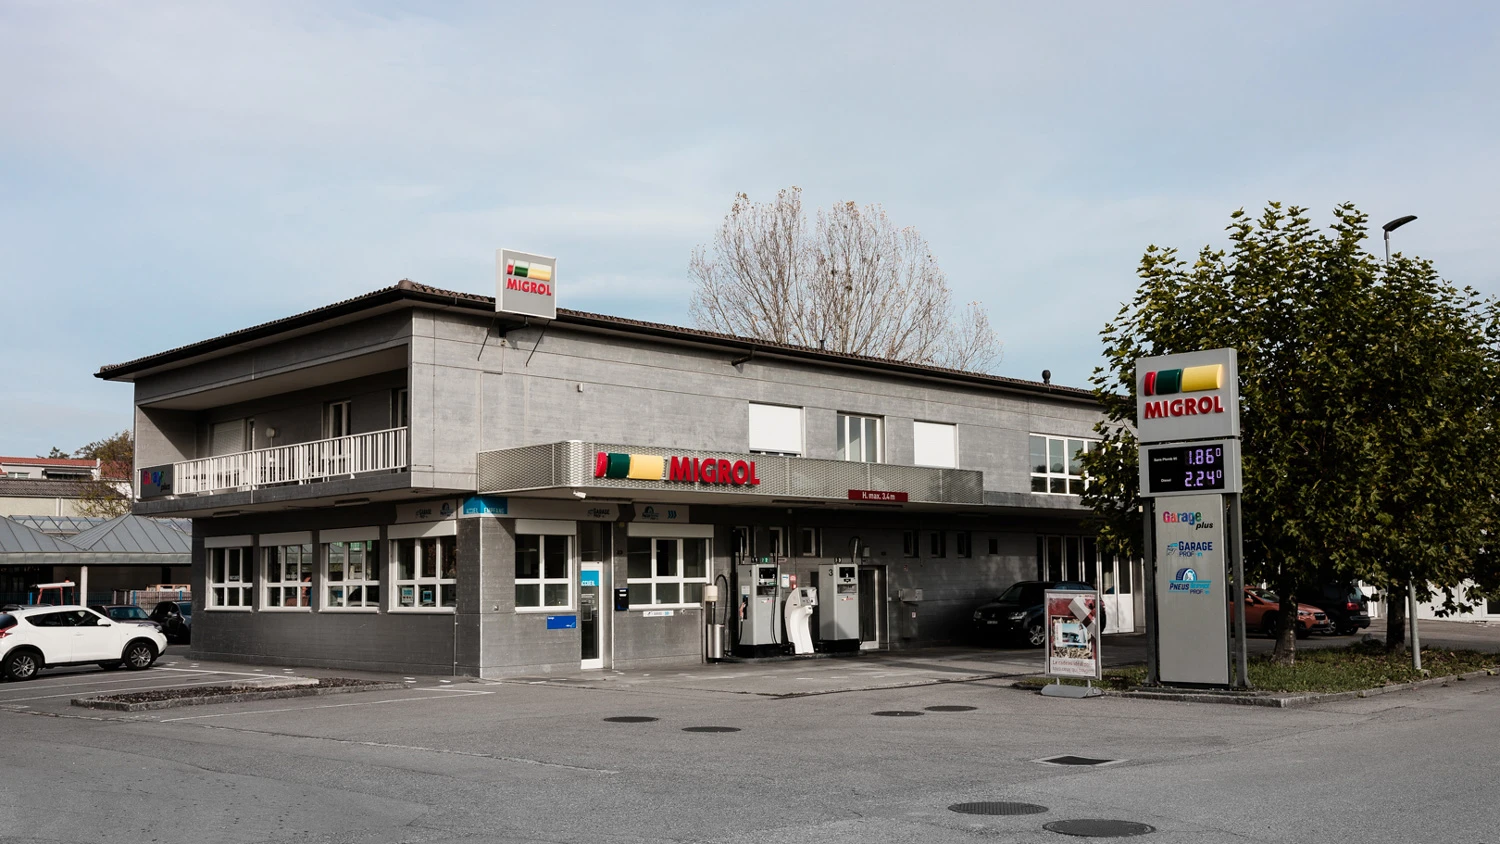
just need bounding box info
[1020,668,1497,708]
[71,681,409,712]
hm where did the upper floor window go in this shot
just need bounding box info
[1030,435,1095,495]
[325,400,352,439]
[748,403,803,456]
[913,421,957,468]
[836,413,881,463]
[392,388,409,429]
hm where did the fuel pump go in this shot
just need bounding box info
[734,561,784,657]
[818,563,860,651]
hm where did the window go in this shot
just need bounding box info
[956,532,971,558]
[748,403,803,456]
[210,418,249,456]
[264,544,313,608]
[836,413,881,462]
[1030,435,1095,495]
[516,534,571,609]
[209,547,253,608]
[394,535,457,609]
[799,527,821,557]
[903,530,917,558]
[392,388,409,429]
[927,531,946,558]
[626,537,709,606]
[913,421,957,468]
[325,540,379,609]
[325,400,352,439]
[767,527,786,559]
[987,537,999,555]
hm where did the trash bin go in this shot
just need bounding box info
[706,622,727,661]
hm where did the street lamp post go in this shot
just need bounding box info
[1382,214,1422,672]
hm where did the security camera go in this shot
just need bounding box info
[571,490,587,499]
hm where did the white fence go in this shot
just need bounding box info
[173,427,408,495]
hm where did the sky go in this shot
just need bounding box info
[3,1,1497,457]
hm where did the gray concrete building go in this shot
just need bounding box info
[98,280,1133,677]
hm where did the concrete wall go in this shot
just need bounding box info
[0,497,87,517]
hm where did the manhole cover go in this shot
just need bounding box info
[871,710,923,717]
[948,801,1047,816]
[603,716,659,723]
[1036,755,1118,766]
[1043,819,1155,837]
[925,705,977,712]
[682,726,741,733]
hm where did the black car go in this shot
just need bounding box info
[89,604,163,631]
[971,580,1105,647]
[1300,581,1372,635]
[149,600,192,643]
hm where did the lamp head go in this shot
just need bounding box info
[1382,215,1417,233]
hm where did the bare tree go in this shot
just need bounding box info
[689,187,1002,372]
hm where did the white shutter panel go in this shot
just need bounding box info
[913,422,957,468]
[748,404,803,455]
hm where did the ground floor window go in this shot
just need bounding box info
[326,540,379,608]
[627,537,709,606]
[209,547,253,607]
[264,544,313,608]
[393,535,457,609]
[515,534,571,610]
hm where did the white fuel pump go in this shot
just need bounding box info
[784,586,817,655]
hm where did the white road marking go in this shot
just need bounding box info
[158,689,490,722]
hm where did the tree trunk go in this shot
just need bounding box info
[1385,588,1408,652]
[1270,589,1297,666]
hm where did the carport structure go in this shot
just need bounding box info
[0,514,190,605]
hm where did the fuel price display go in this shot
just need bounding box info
[1144,443,1229,495]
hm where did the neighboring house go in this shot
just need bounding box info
[98,280,1128,677]
[0,455,101,480]
[0,514,190,606]
[0,478,99,518]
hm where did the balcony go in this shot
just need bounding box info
[170,427,409,496]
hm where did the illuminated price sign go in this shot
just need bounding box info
[1140,439,1241,497]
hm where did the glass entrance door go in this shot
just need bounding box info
[580,563,603,670]
[857,565,885,650]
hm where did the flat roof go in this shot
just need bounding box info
[96,280,1096,402]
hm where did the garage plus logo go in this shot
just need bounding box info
[1141,364,1226,420]
[1162,510,1215,530]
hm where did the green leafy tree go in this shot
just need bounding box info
[73,430,134,518]
[1083,203,1500,666]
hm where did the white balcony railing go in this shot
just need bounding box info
[173,427,408,496]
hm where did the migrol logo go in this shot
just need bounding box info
[1142,364,1226,420]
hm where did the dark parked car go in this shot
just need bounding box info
[149,600,192,643]
[971,580,1105,647]
[89,604,163,631]
[1300,582,1372,635]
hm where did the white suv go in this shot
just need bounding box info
[0,605,168,681]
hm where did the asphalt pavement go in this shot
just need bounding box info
[2,621,1497,844]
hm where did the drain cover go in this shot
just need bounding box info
[1043,819,1155,837]
[925,705,977,712]
[871,710,923,717]
[1036,755,1118,766]
[603,716,659,723]
[682,726,741,733]
[948,801,1047,816]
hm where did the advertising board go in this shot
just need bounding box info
[1043,589,1102,680]
[496,248,557,319]
[1135,348,1239,444]
[1154,493,1230,685]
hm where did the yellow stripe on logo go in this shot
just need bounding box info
[1179,364,1223,393]
[626,455,665,480]
[527,264,552,282]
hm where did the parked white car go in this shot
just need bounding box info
[0,605,167,681]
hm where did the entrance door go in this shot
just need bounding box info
[857,565,886,650]
[1099,554,1135,633]
[580,563,604,670]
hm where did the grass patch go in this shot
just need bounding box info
[1017,643,1498,695]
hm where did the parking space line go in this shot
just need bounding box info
[158,689,490,722]
[0,675,299,705]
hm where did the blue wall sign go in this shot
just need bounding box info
[461,495,507,516]
[580,570,600,587]
[545,615,577,630]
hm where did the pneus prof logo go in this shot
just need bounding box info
[1142,364,1227,420]
[1167,565,1213,595]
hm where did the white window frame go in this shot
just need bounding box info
[748,402,804,456]
[626,535,711,608]
[767,526,787,559]
[392,387,409,429]
[902,530,917,558]
[390,521,458,612]
[799,527,821,557]
[262,539,314,610]
[325,399,352,439]
[956,531,972,559]
[912,421,958,468]
[515,532,573,612]
[322,529,380,610]
[207,545,253,609]
[1030,434,1096,495]
[836,413,883,463]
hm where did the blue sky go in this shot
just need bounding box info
[3,1,1496,456]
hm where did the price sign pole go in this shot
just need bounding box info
[1135,349,1249,690]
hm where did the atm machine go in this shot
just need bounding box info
[734,562,784,657]
[819,564,860,652]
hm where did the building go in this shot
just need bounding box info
[0,514,190,606]
[98,280,1127,676]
